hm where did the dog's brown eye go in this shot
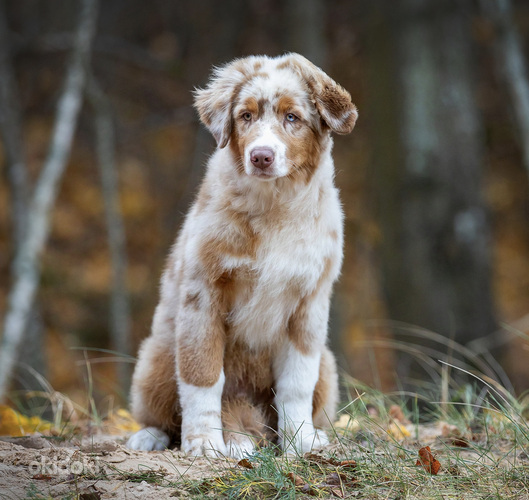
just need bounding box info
[286,113,298,122]
[242,112,252,121]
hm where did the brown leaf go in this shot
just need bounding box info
[415,446,441,475]
[304,453,340,466]
[287,472,318,496]
[237,458,253,469]
[450,438,470,448]
[287,472,305,487]
[32,474,53,480]
[389,405,410,425]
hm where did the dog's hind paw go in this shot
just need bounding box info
[226,436,256,459]
[126,427,170,451]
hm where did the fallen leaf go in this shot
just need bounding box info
[440,422,461,438]
[287,472,319,495]
[237,458,253,469]
[101,408,141,435]
[287,472,305,487]
[387,422,411,439]
[338,459,357,469]
[0,405,53,436]
[450,438,470,448]
[304,453,340,466]
[32,474,53,480]
[333,414,360,432]
[415,446,441,475]
[389,405,410,425]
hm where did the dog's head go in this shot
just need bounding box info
[194,53,357,182]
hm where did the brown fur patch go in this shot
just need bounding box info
[221,339,278,443]
[198,210,259,283]
[222,400,273,446]
[178,314,225,387]
[184,291,200,309]
[278,54,357,134]
[312,346,338,427]
[287,257,333,353]
[277,122,324,184]
[133,336,180,434]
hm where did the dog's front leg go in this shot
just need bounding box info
[274,294,332,455]
[274,340,329,455]
[176,286,227,457]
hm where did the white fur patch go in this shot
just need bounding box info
[179,371,227,457]
[274,341,326,455]
[226,436,256,459]
[126,427,170,451]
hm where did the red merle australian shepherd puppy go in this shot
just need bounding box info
[127,53,358,458]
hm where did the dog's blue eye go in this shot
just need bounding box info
[286,113,297,122]
[242,112,252,121]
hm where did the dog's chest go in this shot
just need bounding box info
[225,214,335,349]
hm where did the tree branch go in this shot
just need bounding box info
[0,0,99,400]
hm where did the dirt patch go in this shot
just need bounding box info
[0,435,235,499]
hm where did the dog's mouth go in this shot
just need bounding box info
[249,166,279,180]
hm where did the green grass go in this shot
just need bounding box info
[9,327,529,499]
[173,370,529,499]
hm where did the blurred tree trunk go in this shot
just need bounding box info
[0,0,98,401]
[0,0,46,388]
[369,0,497,384]
[284,0,326,67]
[88,78,132,393]
[481,0,529,182]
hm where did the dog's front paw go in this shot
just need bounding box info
[281,424,329,456]
[182,433,228,457]
[126,427,170,451]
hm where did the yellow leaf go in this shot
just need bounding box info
[0,405,53,436]
[101,408,141,435]
[387,422,411,439]
[333,414,360,432]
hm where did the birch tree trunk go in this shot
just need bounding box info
[0,0,99,401]
[87,78,132,392]
[0,0,47,386]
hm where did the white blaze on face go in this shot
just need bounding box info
[244,122,288,179]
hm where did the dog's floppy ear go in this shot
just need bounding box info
[285,53,358,135]
[194,58,254,148]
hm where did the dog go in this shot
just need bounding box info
[126,53,357,458]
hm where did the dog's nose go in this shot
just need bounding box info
[250,148,275,169]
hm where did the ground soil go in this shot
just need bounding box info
[0,434,231,499]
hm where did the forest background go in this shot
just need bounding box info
[1,0,529,413]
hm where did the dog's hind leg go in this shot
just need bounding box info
[222,399,271,459]
[127,332,180,451]
[312,345,339,430]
